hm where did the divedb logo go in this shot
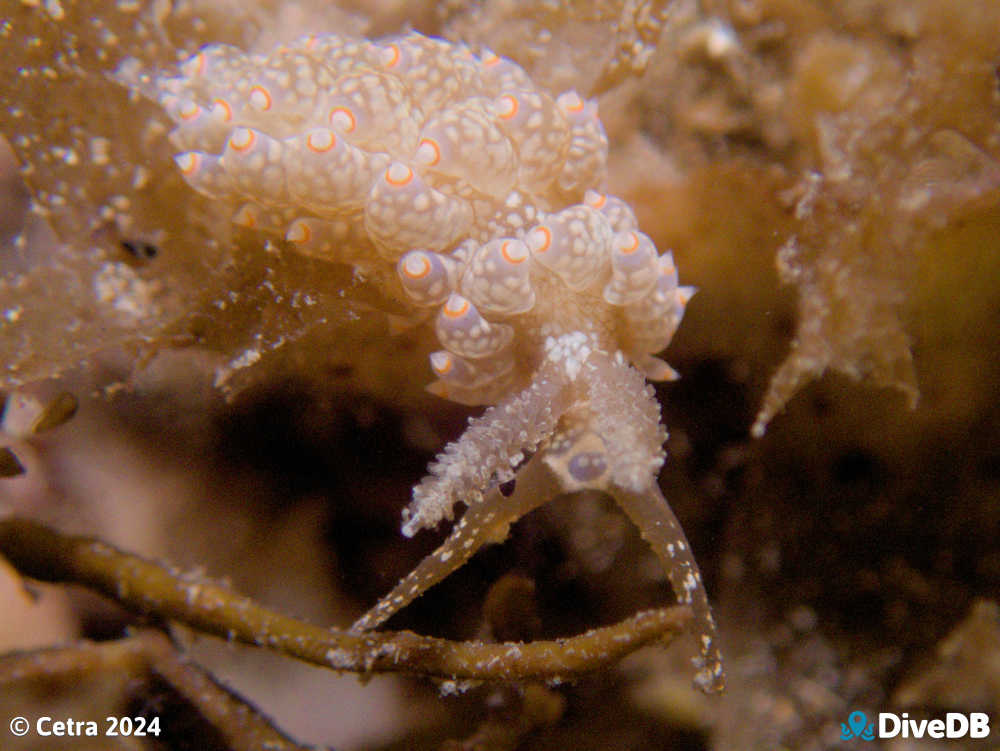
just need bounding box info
[841,710,991,741]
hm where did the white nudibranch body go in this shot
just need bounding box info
[156,30,723,694]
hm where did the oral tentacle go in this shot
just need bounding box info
[547,346,725,693]
[577,348,667,493]
[401,355,574,538]
[352,453,560,632]
[611,483,725,694]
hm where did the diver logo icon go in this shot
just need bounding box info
[841,711,876,741]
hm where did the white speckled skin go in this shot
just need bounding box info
[158,31,723,694]
[525,204,613,291]
[604,230,661,305]
[460,238,535,316]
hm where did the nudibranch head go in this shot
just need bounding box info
[157,30,722,694]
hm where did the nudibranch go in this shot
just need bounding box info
[152,30,724,692]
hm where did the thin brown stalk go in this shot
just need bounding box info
[0,630,312,751]
[0,517,690,683]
